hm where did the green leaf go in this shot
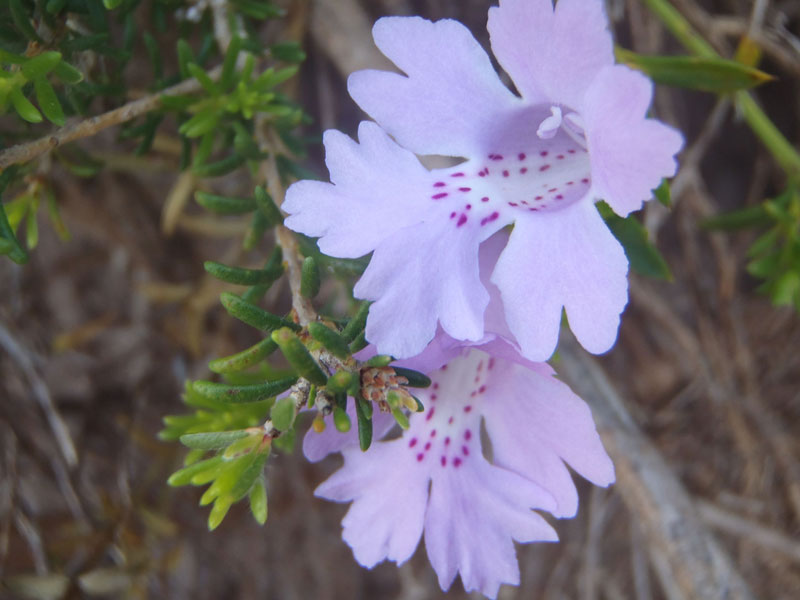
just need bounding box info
[300,256,320,298]
[701,204,772,231]
[616,48,774,93]
[9,87,42,123]
[249,478,267,525]
[192,153,247,178]
[307,322,350,360]
[187,63,220,96]
[192,377,297,404]
[654,179,671,208]
[209,337,279,374]
[271,327,328,386]
[392,367,431,388]
[204,260,283,285]
[254,186,283,225]
[252,66,298,91]
[180,430,249,450]
[52,61,84,84]
[270,42,306,63]
[355,398,372,452]
[220,36,243,91]
[21,52,62,79]
[33,77,65,126]
[195,191,256,214]
[325,370,354,394]
[168,456,224,487]
[177,39,194,80]
[598,202,672,280]
[0,200,29,264]
[46,0,68,14]
[341,301,370,343]
[102,0,124,10]
[208,496,232,530]
[220,292,300,332]
[348,330,368,354]
[270,396,296,431]
[9,0,43,42]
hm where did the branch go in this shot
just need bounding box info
[557,336,755,600]
[0,66,222,171]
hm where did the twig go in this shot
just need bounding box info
[0,323,77,468]
[0,65,222,171]
[557,335,755,600]
[697,500,800,562]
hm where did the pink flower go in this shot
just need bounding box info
[284,0,683,361]
[305,338,614,599]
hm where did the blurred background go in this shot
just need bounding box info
[1,0,799,598]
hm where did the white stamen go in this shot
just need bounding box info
[536,106,563,140]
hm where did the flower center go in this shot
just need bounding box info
[427,104,592,229]
[405,350,492,469]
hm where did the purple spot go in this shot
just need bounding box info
[535,195,543,201]
[459,187,471,192]
[433,383,439,390]
[433,182,446,188]
[462,446,470,456]
[431,394,437,400]
[481,196,489,203]
[450,212,456,219]
[556,194,564,200]
[518,153,526,160]
[520,167,528,174]
[466,204,472,210]
[424,442,431,451]
[451,172,465,177]
[409,438,418,448]
[567,181,574,185]
[465,429,473,440]
[568,149,576,154]
[539,164,551,172]
[457,214,468,227]
[478,385,486,393]
[582,178,590,184]
[488,359,495,370]
[426,407,436,421]
[557,154,565,160]
[480,211,499,226]
[430,429,437,438]
[508,202,518,207]
[464,405,472,413]
[454,457,462,468]
[417,453,424,462]
[440,456,447,467]
[548,188,558,193]
[445,436,451,446]
[432,192,448,200]
[540,150,549,157]
[490,154,503,161]
[503,170,510,177]
[448,417,454,424]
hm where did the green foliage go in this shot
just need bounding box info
[616,48,774,93]
[597,200,672,280]
[704,186,800,311]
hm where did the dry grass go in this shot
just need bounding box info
[1,0,799,598]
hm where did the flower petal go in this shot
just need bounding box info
[424,455,557,598]
[348,16,520,157]
[315,442,428,567]
[583,65,684,217]
[356,219,487,358]
[487,0,613,108]
[284,122,432,259]
[484,361,615,517]
[491,201,629,360]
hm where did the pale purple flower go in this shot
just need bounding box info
[284,0,683,361]
[305,337,614,598]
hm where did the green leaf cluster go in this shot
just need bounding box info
[704,186,800,311]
